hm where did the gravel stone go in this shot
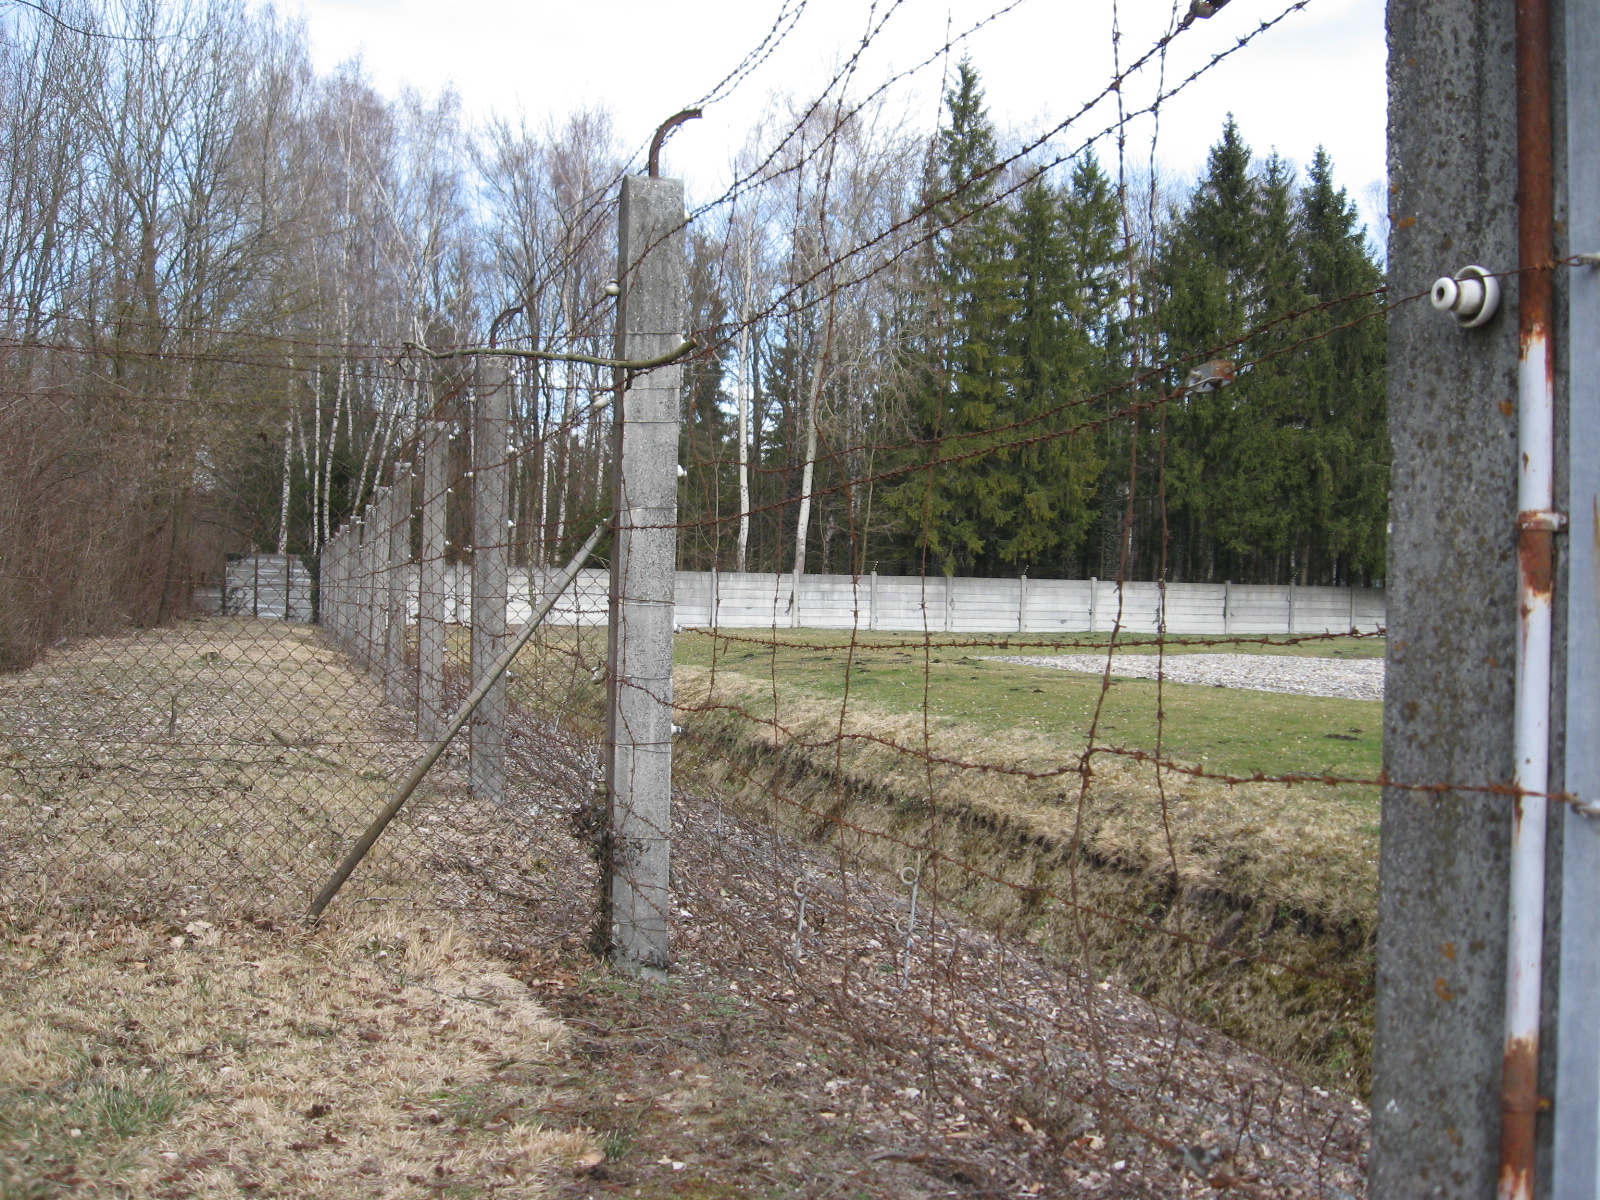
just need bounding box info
[981,652,1385,701]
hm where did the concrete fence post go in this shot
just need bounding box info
[471,358,511,805]
[418,420,449,740]
[1088,576,1098,634]
[385,469,411,710]
[1287,580,1296,635]
[605,173,685,974]
[1370,0,1560,1189]
[354,512,366,659]
[1224,579,1233,635]
[1018,573,1028,634]
[332,533,343,640]
[360,504,378,670]
[869,569,878,632]
[340,532,352,642]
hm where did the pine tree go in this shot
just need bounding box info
[679,232,733,570]
[1156,123,1386,585]
[1292,147,1387,583]
[885,59,1015,574]
[993,157,1121,575]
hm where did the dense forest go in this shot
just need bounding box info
[0,2,1386,668]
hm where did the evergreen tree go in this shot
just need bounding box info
[993,158,1121,575]
[884,59,1014,574]
[885,65,1121,576]
[1291,148,1388,583]
[1155,122,1386,585]
[679,232,733,570]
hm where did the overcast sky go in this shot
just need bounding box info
[285,0,1388,238]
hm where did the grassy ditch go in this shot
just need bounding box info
[678,629,1384,795]
[674,645,1381,1094]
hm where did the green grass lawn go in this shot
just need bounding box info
[676,630,1384,800]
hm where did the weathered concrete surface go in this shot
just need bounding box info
[1373,0,1567,1195]
[605,175,685,972]
[470,357,510,804]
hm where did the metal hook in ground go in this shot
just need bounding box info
[897,860,923,988]
[791,876,809,963]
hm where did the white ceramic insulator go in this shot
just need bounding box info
[1431,265,1501,328]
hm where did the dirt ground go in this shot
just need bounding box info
[0,618,1370,1198]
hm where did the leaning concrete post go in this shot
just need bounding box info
[470,359,511,804]
[417,421,449,740]
[385,467,412,710]
[605,175,685,973]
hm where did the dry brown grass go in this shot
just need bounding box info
[0,617,429,918]
[676,664,1378,1091]
[0,908,598,1198]
[0,617,565,928]
[0,617,607,1197]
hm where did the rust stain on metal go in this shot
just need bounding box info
[1517,524,1554,599]
[1499,1035,1540,1200]
[1516,0,1554,344]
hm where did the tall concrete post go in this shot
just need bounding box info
[605,175,685,973]
[360,501,380,671]
[334,530,347,641]
[320,534,337,638]
[329,533,343,640]
[417,420,449,739]
[471,359,511,804]
[1371,0,1567,1193]
[339,529,353,644]
[385,468,411,711]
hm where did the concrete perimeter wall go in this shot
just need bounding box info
[364,568,1383,636]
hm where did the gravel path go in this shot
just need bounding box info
[982,651,1385,701]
